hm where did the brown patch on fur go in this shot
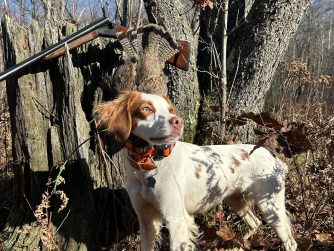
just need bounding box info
[230,167,235,173]
[94,91,141,143]
[131,100,156,128]
[241,149,250,161]
[128,95,146,129]
[231,156,241,167]
[195,165,202,179]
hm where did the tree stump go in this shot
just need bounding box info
[1,15,136,251]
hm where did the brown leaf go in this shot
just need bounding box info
[278,126,311,157]
[314,233,334,244]
[239,112,284,130]
[296,236,313,251]
[216,226,236,241]
[193,0,214,9]
[251,235,269,249]
[250,132,278,156]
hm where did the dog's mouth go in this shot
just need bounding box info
[149,134,181,144]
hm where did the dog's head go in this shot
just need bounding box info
[95,91,184,145]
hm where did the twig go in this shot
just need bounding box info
[219,0,228,130]
[102,149,124,186]
[54,209,71,234]
[24,194,35,213]
[94,120,113,188]
[128,0,133,28]
[114,0,123,23]
[47,212,53,251]
[135,0,143,30]
[227,47,241,103]
[32,96,59,122]
[77,8,85,23]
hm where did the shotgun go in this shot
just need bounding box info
[0,17,190,82]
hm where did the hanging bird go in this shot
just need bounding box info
[113,24,179,94]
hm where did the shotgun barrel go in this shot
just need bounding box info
[0,17,112,82]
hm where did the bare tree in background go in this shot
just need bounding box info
[267,0,334,114]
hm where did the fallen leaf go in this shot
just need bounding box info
[251,235,268,249]
[214,211,226,222]
[296,236,313,251]
[192,0,214,10]
[315,233,334,244]
[216,226,236,241]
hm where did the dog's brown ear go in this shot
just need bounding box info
[95,91,140,143]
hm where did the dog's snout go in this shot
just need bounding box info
[169,116,184,128]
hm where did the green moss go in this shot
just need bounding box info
[182,90,201,143]
[183,120,197,143]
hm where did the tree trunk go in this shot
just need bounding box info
[194,0,308,143]
[144,0,200,142]
[227,0,309,113]
[1,15,136,251]
[225,0,309,142]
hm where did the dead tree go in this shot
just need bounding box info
[1,15,135,250]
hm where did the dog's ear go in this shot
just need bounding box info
[95,91,140,143]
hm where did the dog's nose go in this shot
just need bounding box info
[169,116,184,129]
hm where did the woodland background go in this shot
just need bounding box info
[0,0,333,250]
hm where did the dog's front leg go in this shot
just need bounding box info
[126,179,162,250]
[138,213,160,251]
[131,200,162,251]
[165,213,198,251]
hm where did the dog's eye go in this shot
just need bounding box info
[169,107,175,114]
[141,106,153,113]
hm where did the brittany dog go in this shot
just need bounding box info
[95,91,297,251]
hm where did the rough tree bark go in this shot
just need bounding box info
[227,0,310,113]
[0,15,136,251]
[226,0,310,141]
[197,0,309,143]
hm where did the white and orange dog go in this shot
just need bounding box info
[95,91,297,251]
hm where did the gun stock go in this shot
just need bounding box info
[166,40,190,71]
[43,31,100,61]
